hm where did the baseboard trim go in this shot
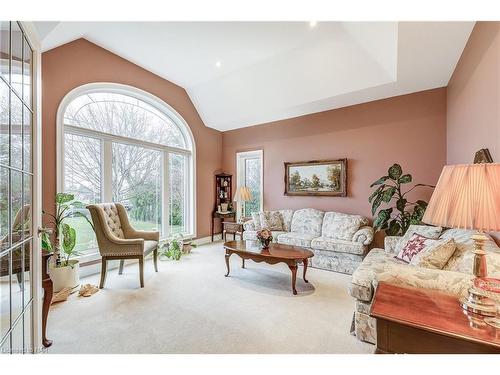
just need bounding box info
[193,234,222,245]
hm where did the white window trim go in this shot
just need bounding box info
[56,83,197,261]
[236,150,264,221]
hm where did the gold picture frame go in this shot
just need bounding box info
[284,159,347,196]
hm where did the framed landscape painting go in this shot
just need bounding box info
[284,159,347,196]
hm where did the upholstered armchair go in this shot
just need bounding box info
[87,203,160,288]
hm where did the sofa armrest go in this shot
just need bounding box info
[243,220,255,231]
[375,264,472,297]
[352,226,374,245]
[384,236,401,255]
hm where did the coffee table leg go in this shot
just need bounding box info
[242,258,245,269]
[225,251,231,277]
[303,259,309,283]
[288,263,298,295]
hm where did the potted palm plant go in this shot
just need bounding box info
[43,193,93,292]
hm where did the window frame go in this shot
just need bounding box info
[236,149,263,221]
[56,83,196,262]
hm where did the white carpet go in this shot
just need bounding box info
[47,242,373,354]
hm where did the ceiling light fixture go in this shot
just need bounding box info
[215,61,222,68]
[309,21,317,28]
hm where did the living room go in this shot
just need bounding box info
[1,0,500,372]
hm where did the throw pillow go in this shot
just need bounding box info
[409,236,457,269]
[393,224,442,256]
[251,212,262,230]
[321,212,368,241]
[259,211,285,231]
[395,234,429,263]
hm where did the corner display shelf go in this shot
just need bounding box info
[211,173,236,241]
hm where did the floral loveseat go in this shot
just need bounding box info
[348,225,500,344]
[242,208,374,274]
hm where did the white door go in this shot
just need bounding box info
[0,21,41,354]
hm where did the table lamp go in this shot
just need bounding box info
[233,186,252,223]
[422,163,500,316]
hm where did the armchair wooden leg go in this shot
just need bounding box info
[118,259,125,275]
[139,256,144,288]
[153,248,158,272]
[99,258,108,289]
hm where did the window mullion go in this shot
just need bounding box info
[103,140,113,202]
[162,152,170,238]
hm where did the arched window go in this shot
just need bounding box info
[58,84,195,257]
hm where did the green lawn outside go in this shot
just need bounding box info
[64,216,182,255]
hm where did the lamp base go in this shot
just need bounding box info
[460,287,497,317]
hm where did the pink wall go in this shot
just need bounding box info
[222,88,447,245]
[42,39,222,238]
[447,22,500,244]
[447,22,500,164]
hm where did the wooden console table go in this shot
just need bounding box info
[370,282,500,354]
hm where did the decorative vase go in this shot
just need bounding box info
[49,259,80,293]
[258,238,271,249]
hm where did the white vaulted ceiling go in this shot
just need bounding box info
[34,21,474,131]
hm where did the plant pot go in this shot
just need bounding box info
[49,260,80,293]
[182,243,192,254]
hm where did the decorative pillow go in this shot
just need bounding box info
[321,212,368,241]
[259,211,285,231]
[409,237,456,269]
[393,224,442,256]
[251,212,262,230]
[395,234,429,263]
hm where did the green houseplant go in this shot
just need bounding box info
[159,233,197,261]
[43,193,93,291]
[369,164,434,236]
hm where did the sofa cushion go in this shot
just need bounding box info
[277,232,317,248]
[311,236,366,255]
[259,211,285,231]
[290,208,324,236]
[321,212,368,241]
[279,209,294,232]
[409,237,456,270]
[349,248,406,302]
[393,224,442,256]
[251,212,262,230]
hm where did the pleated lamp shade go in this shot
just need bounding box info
[233,186,252,202]
[422,163,500,232]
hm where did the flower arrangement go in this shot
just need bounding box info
[256,228,273,249]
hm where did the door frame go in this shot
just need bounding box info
[19,22,42,353]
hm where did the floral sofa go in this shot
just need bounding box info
[348,225,500,344]
[242,208,374,274]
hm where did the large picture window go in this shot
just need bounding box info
[236,150,263,220]
[59,85,194,257]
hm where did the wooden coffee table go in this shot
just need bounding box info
[223,240,314,295]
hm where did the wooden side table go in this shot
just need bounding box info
[222,221,244,242]
[370,282,500,354]
[211,211,236,241]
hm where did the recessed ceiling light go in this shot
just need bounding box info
[215,61,222,68]
[309,21,317,28]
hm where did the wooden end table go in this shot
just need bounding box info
[223,240,314,295]
[370,282,500,354]
[222,221,244,242]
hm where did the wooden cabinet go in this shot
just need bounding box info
[211,173,236,241]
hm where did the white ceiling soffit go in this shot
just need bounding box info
[35,21,474,131]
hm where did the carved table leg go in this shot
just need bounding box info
[225,251,231,277]
[288,263,298,295]
[41,253,53,348]
[303,259,309,283]
[242,258,245,269]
